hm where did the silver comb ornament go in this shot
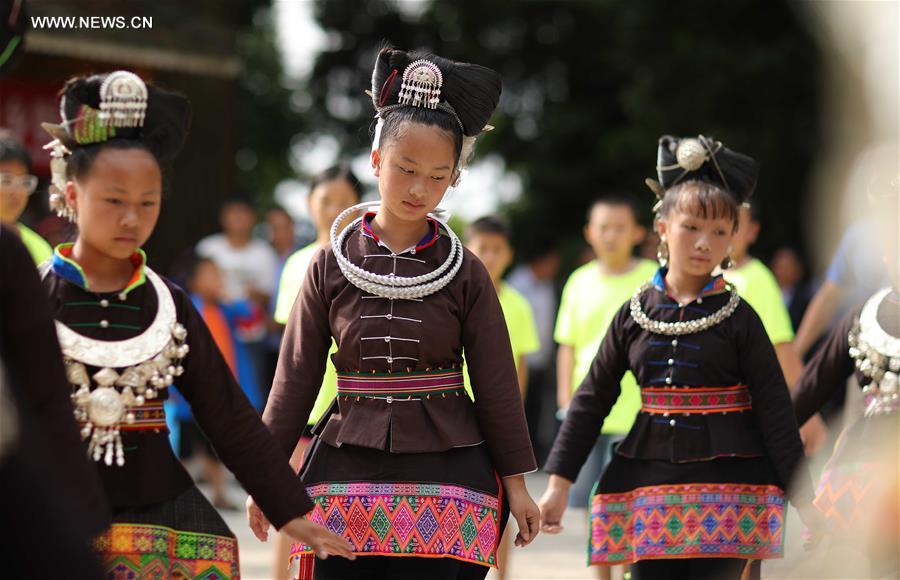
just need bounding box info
[397,60,443,109]
[98,71,148,128]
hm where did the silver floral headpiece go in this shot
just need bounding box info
[397,59,442,109]
[98,71,148,128]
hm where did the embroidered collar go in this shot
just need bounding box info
[52,243,147,297]
[361,212,440,253]
[651,267,728,301]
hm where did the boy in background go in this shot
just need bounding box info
[554,195,656,580]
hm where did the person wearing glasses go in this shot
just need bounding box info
[0,134,52,264]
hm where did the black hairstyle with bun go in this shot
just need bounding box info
[370,47,501,167]
[648,135,758,229]
[42,71,191,180]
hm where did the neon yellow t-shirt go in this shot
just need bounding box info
[725,257,795,345]
[274,242,338,426]
[16,223,52,266]
[554,259,657,434]
[464,282,540,398]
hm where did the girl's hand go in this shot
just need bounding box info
[280,517,356,561]
[538,475,571,534]
[502,475,540,547]
[796,501,826,551]
[799,414,829,456]
[246,495,271,542]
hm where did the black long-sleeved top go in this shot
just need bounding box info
[545,270,813,503]
[42,244,313,528]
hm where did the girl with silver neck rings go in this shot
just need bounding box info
[39,71,353,578]
[540,136,821,579]
[249,48,540,580]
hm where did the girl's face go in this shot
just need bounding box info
[66,147,161,260]
[308,178,359,233]
[0,159,33,225]
[371,122,456,224]
[657,209,734,278]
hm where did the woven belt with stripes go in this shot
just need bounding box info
[641,385,752,415]
[336,368,466,401]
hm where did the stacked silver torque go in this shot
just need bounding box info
[849,287,900,417]
[330,201,464,300]
[57,268,188,466]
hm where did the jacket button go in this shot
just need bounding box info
[386,396,393,404]
[669,419,676,427]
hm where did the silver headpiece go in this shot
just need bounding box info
[397,59,443,109]
[98,71,148,128]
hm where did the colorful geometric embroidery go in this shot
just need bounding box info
[589,483,784,565]
[336,368,465,399]
[78,400,168,433]
[95,523,239,579]
[641,385,752,415]
[814,461,879,530]
[289,481,501,572]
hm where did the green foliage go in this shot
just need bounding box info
[233,5,307,208]
[302,0,821,260]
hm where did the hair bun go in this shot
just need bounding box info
[45,71,191,164]
[371,47,501,137]
[655,135,758,203]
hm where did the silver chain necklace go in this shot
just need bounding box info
[629,281,741,335]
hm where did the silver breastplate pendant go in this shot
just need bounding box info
[57,268,189,466]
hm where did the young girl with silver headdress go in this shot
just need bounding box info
[39,70,353,578]
[248,47,540,579]
[791,150,899,578]
[539,135,820,579]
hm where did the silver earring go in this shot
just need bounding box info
[657,238,669,267]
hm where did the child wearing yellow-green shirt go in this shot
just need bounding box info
[464,216,540,396]
[464,215,539,580]
[269,165,361,580]
[724,203,828,453]
[554,196,657,516]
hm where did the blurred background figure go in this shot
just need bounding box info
[264,205,300,394]
[465,215,540,580]
[507,243,560,463]
[170,254,269,510]
[770,245,814,332]
[553,195,655,580]
[0,134,51,264]
[270,164,362,580]
[197,197,277,406]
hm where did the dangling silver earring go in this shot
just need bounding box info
[657,237,669,267]
[720,245,734,270]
